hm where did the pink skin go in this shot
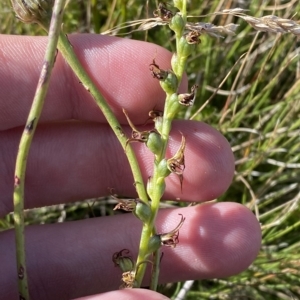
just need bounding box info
[0,35,261,300]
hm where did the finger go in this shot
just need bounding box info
[0,203,261,300]
[0,34,186,130]
[0,120,234,215]
[74,289,169,300]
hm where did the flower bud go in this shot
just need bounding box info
[169,13,185,36]
[157,159,171,178]
[160,70,178,95]
[154,114,163,134]
[133,199,152,223]
[147,176,154,200]
[146,235,161,254]
[178,36,197,59]
[165,93,181,119]
[171,53,179,75]
[11,0,54,26]
[155,177,166,199]
[112,249,134,272]
[147,176,165,201]
[146,131,163,156]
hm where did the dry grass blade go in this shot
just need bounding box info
[217,8,300,36]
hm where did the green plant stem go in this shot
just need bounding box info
[13,1,66,299]
[55,33,148,204]
[134,0,190,286]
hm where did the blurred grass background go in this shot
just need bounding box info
[1,0,300,299]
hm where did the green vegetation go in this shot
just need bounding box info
[1,0,300,299]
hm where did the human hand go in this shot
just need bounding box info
[0,34,261,300]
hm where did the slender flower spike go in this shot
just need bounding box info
[159,214,186,248]
[149,59,169,81]
[167,135,186,190]
[178,84,198,106]
[123,109,155,148]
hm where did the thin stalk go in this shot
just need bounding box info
[55,33,149,204]
[13,1,66,299]
[150,248,161,290]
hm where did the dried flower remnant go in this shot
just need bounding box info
[120,270,137,289]
[159,214,186,248]
[10,0,54,25]
[138,2,173,31]
[149,59,169,81]
[112,249,137,289]
[167,135,186,191]
[104,4,243,39]
[178,84,198,106]
[123,109,156,148]
[185,30,201,44]
[113,198,136,212]
[143,109,164,125]
[153,2,174,21]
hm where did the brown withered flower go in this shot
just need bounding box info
[167,135,186,191]
[153,2,174,21]
[123,109,156,148]
[149,59,169,81]
[159,214,186,248]
[143,109,163,125]
[113,198,136,211]
[178,84,199,106]
[112,249,134,272]
[185,30,201,44]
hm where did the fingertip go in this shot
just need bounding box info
[158,203,261,281]
[74,288,169,300]
[0,34,188,129]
